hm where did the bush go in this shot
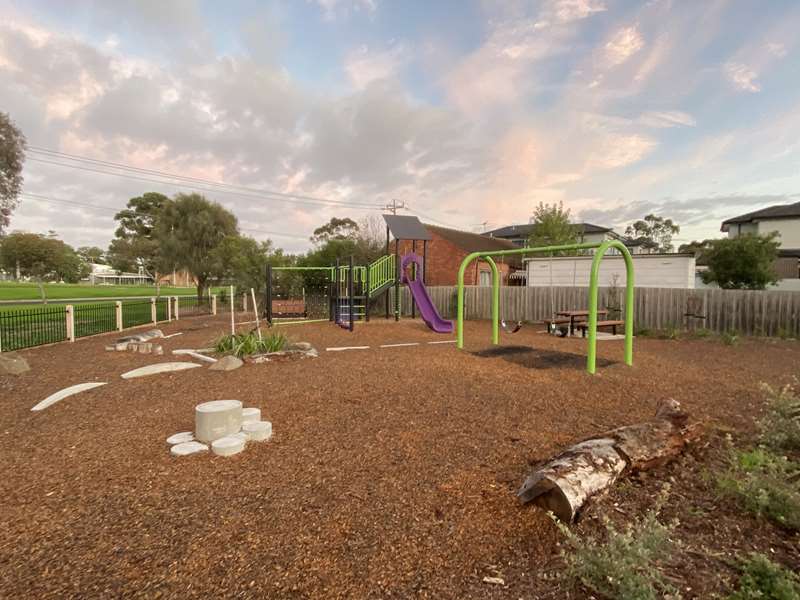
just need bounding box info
[721,330,739,346]
[214,330,288,357]
[727,553,800,599]
[759,381,800,452]
[554,488,680,600]
[716,448,800,532]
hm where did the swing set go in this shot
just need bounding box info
[455,239,635,374]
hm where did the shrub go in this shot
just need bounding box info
[727,553,800,599]
[554,488,680,600]
[692,327,711,338]
[721,330,739,346]
[214,330,288,357]
[758,381,800,452]
[716,448,800,532]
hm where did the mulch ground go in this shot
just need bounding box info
[1,316,798,599]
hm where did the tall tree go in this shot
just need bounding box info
[310,217,359,245]
[107,192,168,283]
[528,201,580,253]
[625,214,680,253]
[77,246,106,265]
[210,235,284,294]
[0,232,89,284]
[678,239,715,266]
[0,112,27,233]
[701,233,780,290]
[154,193,238,299]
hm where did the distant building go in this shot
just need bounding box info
[484,222,654,254]
[85,263,152,285]
[721,200,800,289]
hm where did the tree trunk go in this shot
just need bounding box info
[518,399,699,522]
[196,277,206,302]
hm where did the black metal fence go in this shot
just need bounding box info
[121,300,153,328]
[74,302,117,338]
[0,306,67,351]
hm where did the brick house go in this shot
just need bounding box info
[397,225,523,286]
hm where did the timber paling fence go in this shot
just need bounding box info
[378,286,800,338]
[0,295,216,353]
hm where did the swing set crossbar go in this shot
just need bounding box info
[455,240,635,374]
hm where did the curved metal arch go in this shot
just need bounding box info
[455,240,634,374]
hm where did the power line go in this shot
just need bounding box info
[28,146,382,208]
[19,192,310,240]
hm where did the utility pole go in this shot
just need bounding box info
[383,198,405,215]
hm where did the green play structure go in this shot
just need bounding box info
[456,239,635,374]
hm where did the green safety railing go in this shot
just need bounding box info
[368,254,395,293]
[456,240,634,374]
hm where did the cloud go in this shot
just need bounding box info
[344,44,406,90]
[548,0,607,24]
[724,62,760,93]
[604,26,644,67]
[765,42,787,58]
[313,0,377,21]
[639,110,696,128]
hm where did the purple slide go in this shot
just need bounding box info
[401,253,454,333]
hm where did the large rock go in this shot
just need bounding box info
[209,355,243,371]
[0,352,30,375]
[287,342,313,351]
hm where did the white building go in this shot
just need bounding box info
[525,254,696,289]
[721,201,800,290]
[85,263,153,285]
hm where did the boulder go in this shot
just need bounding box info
[288,342,313,351]
[0,352,30,375]
[209,355,244,371]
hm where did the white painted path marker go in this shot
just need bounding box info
[427,340,457,344]
[379,342,420,348]
[325,346,370,352]
[31,382,108,412]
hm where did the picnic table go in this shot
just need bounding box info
[556,309,608,336]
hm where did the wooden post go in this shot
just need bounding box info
[242,293,248,313]
[173,296,180,320]
[212,295,217,316]
[150,298,157,324]
[250,288,263,341]
[65,305,75,342]
[167,296,172,322]
[115,301,123,331]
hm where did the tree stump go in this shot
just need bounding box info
[518,399,698,522]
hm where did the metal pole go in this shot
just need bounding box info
[365,263,371,322]
[229,284,235,335]
[394,238,400,321]
[348,255,355,332]
[265,264,273,326]
[250,288,263,341]
[411,239,416,319]
[385,224,390,320]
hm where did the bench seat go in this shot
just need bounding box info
[576,320,625,337]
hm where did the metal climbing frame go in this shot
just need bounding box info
[455,240,635,374]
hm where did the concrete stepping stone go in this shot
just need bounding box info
[195,400,243,442]
[31,382,108,412]
[211,435,246,456]
[166,432,194,445]
[243,421,273,441]
[170,441,208,457]
[121,362,202,379]
[231,431,250,442]
[242,407,261,423]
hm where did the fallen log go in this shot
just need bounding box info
[518,399,699,522]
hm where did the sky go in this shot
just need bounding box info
[2,0,800,254]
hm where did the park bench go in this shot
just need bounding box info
[576,320,625,337]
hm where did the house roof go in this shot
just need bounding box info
[721,201,800,231]
[484,222,612,238]
[383,214,432,240]
[425,225,523,267]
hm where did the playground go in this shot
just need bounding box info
[2,313,799,597]
[2,215,799,597]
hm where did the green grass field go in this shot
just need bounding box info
[0,282,224,302]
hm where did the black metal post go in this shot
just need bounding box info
[422,240,427,285]
[348,255,355,332]
[334,259,340,324]
[365,264,371,322]
[394,238,400,321]
[385,224,390,320]
[265,264,273,326]
[411,239,416,319]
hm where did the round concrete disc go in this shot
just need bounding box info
[195,400,243,443]
[242,407,261,424]
[170,441,208,457]
[243,421,273,441]
[166,432,194,445]
[211,435,246,457]
[231,431,249,442]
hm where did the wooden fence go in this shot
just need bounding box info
[379,286,800,337]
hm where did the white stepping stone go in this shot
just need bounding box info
[121,362,202,379]
[231,431,250,442]
[243,421,273,441]
[31,382,108,412]
[170,441,208,457]
[166,432,194,445]
[242,407,261,424]
[195,400,243,442]
[211,435,246,457]
[172,349,217,363]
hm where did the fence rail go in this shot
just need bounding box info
[0,295,218,353]
[378,285,800,337]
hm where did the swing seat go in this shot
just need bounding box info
[501,320,523,334]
